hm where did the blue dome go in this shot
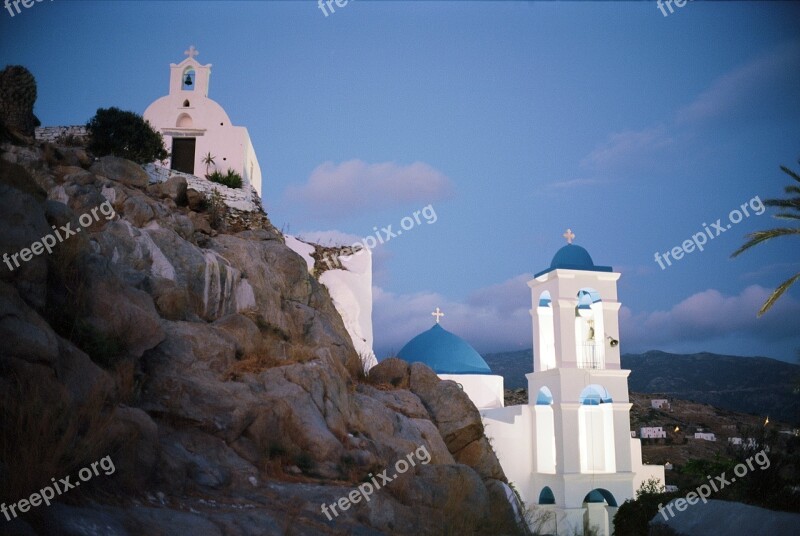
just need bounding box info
[551,244,595,269]
[396,324,492,375]
[534,244,613,278]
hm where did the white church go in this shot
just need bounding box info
[143,46,262,198]
[147,47,663,534]
[393,230,664,535]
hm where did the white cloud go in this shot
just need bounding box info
[581,40,800,171]
[372,274,534,357]
[373,279,800,361]
[581,126,673,170]
[284,159,454,219]
[620,285,800,350]
[675,41,800,125]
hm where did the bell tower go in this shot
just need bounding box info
[168,45,211,97]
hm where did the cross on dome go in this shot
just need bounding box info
[184,45,199,59]
[431,307,445,324]
[563,228,575,244]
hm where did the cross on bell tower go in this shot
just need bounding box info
[431,307,445,324]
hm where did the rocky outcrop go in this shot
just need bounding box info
[0,66,39,138]
[0,143,523,535]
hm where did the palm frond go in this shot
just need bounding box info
[774,212,800,220]
[781,165,800,184]
[785,185,800,196]
[731,228,800,257]
[764,198,800,211]
[759,272,800,316]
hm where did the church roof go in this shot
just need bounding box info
[397,324,493,375]
[534,243,613,278]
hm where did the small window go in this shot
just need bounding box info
[183,100,190,107]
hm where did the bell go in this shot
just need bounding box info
[184,74,193,86]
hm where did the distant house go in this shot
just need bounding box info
[664,462,674,471]
[729,437,757,448]
[640,426,667,439]
[651,399,670,410]
[664,484,679,493]
[694,432,716,441]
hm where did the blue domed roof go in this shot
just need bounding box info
[397,324,492,375]
[535,244,613,278]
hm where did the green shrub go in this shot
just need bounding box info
[614,478,679,536]
[208,168,243,189]
[86,107,168,164]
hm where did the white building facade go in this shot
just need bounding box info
[482,236,664,535]
[143,46,263,199]
[640,427,667,439]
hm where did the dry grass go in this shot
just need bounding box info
[113,359,138,405]
[344,352,370,384]
[0,375,113,504]
[223,346,318,381]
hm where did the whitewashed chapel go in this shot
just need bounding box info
[144,46,262,198]
[395,230,664,535]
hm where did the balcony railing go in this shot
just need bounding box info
[578,343,604,370]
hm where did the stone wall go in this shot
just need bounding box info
[35,125,88,144]
[144,163,258,212]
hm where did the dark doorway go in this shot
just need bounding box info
[171,138,196,174]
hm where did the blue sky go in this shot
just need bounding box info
[2,1,799,361]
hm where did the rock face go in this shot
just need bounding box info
[0,66,39,138]
[0,144,523,535]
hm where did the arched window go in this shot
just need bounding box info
[183,99,190,107]
[578,385,615,473]
[575,288,605,369]
[538,486,556,505]
[582,489,616,536]
[182,67,195,90]
[535,386,556,473]
[537,291,556,371]
[176,113,193,128]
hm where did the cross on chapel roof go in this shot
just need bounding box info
[431,307,445,324]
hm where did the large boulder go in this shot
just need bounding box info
[368,357,410,388]
[0,281,59,365]
[0,159,50,308]
[408,362,506,480]
[90,156,150,188]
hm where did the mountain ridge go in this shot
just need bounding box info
[483,349,800,424]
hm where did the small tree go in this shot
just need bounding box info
[202,151,216,177]
[613,478,677,536]
[86,107,168,164]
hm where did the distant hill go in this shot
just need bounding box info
[483,349,800,424]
